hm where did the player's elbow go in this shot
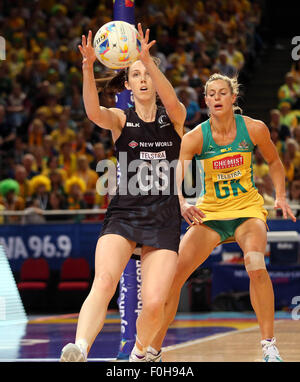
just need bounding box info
[164,100,186,123]
[85,109,103,127]
[268,157,285,175]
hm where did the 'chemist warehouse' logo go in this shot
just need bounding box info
[213,154,244,170]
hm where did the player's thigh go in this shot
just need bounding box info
[175,224,220,287]
[94,234,136,288]
[234,218,267,254]
[140,247,178,302]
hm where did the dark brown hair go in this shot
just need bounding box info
[103,68,129,93]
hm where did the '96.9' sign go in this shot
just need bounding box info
[0,235,72,260]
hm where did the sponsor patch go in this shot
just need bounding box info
[129,140,138,148]
[158,114,171,128]
[126,122,140,127]
[140,151,166,160]
[238,140,250,150]
[213,154,244,170]
[220,147,232,153]
[214,169,243,182]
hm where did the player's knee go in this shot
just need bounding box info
[142,296,164,320]
[244,251,268,283]
[244,251,266,272]
[93,271,115,294]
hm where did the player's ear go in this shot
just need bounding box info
[232,93,237,105]
[124,80,131,91]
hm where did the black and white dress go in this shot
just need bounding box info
[99,106,182,252]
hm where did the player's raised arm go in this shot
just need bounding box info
[78,30,123,138]
[137,23,186,134]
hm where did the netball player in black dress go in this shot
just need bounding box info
[60,24,186,362]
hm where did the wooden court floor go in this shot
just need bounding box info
[0,311,299,362]
[163,319,300,362]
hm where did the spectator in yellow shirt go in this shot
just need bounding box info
[58,141,77,178]
[64,176,87,222]
[51,113,76,150]
[278,101,298,130]
[278,72,300,109]
[225,39,245,71]
[35,95,64,130]
[253,147,269,178]
[74,154,98,193]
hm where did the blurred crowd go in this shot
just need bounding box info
[0,0,298,223]
[253,59,300,218]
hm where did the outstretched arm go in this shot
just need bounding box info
[78,31,124,139]
[137,23,186,135]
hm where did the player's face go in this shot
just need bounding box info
[205,80,236,116]
[125,60,156,101]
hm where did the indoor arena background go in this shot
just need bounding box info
[0,0,299,363]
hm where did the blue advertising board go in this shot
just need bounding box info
[1,219,299,272]
[211,263,300,309]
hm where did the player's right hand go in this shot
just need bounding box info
[78,30,97,69]
[137,23,156,65]
[180,201,206,226]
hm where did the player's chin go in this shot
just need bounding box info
[135,91,155,101]
[210,107,227,117]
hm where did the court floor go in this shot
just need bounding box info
[0,311,299,362]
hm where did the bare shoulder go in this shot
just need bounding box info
[109,107,126,126]
[242,115,269,145]
[242,115,267,130]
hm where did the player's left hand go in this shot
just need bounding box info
[274,197,296,222]
[137,23,156,64]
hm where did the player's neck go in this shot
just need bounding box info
[210,112,235,135]
[135,102,157,122]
